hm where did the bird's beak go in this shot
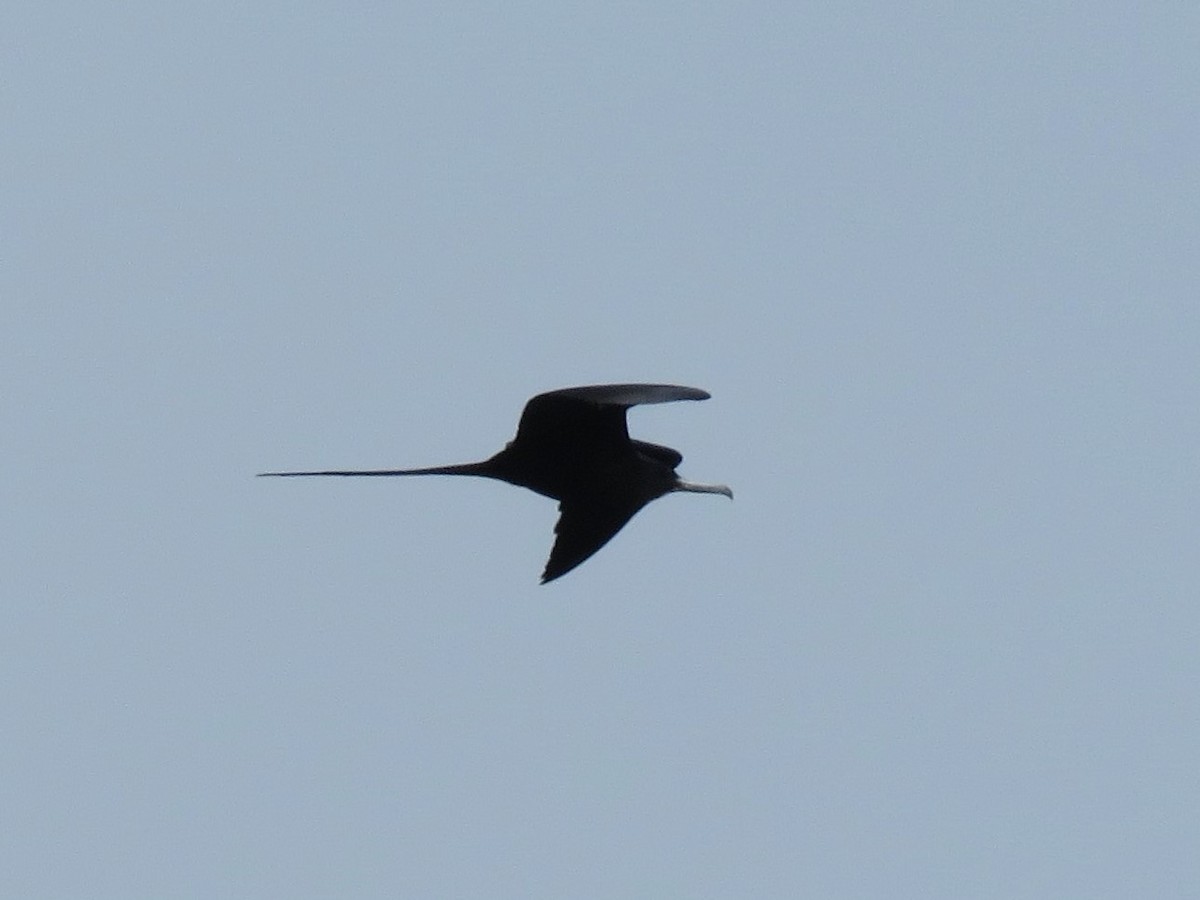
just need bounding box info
[675,479,733,499]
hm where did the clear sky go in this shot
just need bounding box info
[4,4,1197,897]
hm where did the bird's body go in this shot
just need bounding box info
[260,383,731,582]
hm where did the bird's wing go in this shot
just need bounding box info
[512,384,709,452]
[541,498,647,583]
[545,384,710,406]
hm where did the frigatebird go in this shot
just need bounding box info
[259,383,731,583]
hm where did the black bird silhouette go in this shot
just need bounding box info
[259,383,732,582]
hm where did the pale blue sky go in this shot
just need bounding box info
[4,4,1197,896]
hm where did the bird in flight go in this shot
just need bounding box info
[259,383,732,583]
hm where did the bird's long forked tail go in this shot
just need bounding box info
[257,462,492,478]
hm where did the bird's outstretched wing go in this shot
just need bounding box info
[512,383,709,454]
[546,384,710,406]
[541,498,647,584]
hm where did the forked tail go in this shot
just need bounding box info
[257,462,491,478]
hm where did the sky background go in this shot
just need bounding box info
[4,3,1198,897]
